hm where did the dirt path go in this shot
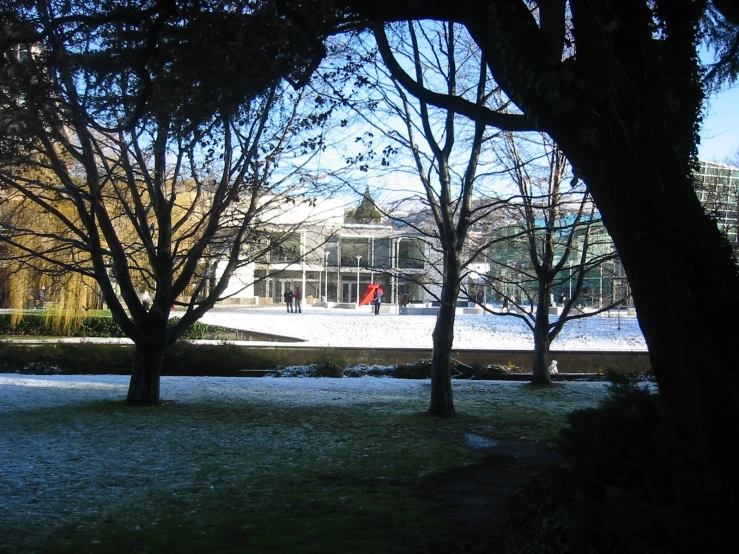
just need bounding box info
[419,439,563,553]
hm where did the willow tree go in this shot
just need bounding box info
[0,178,102,333]
[0,4,331,404]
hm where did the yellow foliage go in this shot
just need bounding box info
[2,160,209,332]
[3,169,100,332]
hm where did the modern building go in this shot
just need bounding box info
[213,197,438,308]
[694,160,739,251]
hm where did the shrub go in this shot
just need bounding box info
[309,352,347,378]
[0,342,282,376]
[162,342,278,375]
[0,313,56,336]
[74,317,126,337]
[171,318,221,340]
[312,361,345,378]
[0,313,224,339]
[454,362,519,380]
[0,343,133,374]
[551,375,677,553]
[343,365,395,378]
[394,359,432,379]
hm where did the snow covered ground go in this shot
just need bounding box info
[200,305,647,351]
[0,305,640,550]
[0,374,612,552]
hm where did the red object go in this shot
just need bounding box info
[359,284,383,306]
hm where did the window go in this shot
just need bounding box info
[270,234,300,263]
[398,239,424,269]
[339,238,369,267]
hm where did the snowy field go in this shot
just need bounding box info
[201,305,647,351]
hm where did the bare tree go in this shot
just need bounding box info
[363,22,507,416]
[0,9,332,405]
[327,4,739,541]
[475,133,625,384]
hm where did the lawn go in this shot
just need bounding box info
[0,376,610,553]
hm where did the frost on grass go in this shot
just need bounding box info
[0,375,609,551]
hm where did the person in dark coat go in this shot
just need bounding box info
[476,290,484,305]
[284,289,294,313]
[373,288,383,315]
[294,287,302,313]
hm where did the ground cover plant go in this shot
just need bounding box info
[0,375,610,553]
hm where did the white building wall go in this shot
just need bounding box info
[215,261,255,301]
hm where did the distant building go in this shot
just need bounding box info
[213,196,438,307]
[694,160,739,253]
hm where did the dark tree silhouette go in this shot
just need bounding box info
[324,2,738,547]
[0,3,332,404]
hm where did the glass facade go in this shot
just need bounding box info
[398,239,425,269]
[251,230,430,305]
[695,161,739,245]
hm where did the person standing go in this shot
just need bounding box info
[373,288,383,315]
[37,286,46,309]
[142,290,151,312]
[284,289,294,313]
[476,290,484,305]
[294,287,302,313]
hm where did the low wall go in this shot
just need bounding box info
[400,306,439,316]
[250,346,651,373]
[0,341,651,375]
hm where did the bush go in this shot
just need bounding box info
[0,343,133,375]
[310,352,348,378]
[0,313,223,339]
[453,362,524,380]
[551,375,677,553]
[343,364,395,378]
[312,361,345,378]
[393,359,432,379]
[170,318,222,340]
[0,313,56,336]
[0,342,282,376]
[74,317,126,337]
[162,342,278,375]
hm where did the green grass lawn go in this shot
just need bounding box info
[0,377,609,553]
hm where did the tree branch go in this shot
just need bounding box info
[372,23,537,132]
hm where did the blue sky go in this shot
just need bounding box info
[700,85,739,162]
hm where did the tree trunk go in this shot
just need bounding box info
[531,291,552,386]
[429,257,462,417]
[525,13,738,547]
[126,344,164,405]
[429,297,457,417]
[553,124,739,551]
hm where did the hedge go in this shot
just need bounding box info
[0,342,280,376]
[0,313,222,340]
